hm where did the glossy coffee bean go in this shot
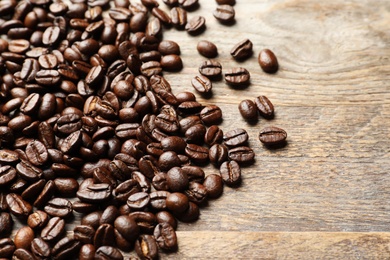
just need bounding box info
[170,7,187,29]
[44,197,73,218]
[254,95,274,119]
[258,49,279,73]
[213,5,235,23]
[51,237,81,260]
[135,234,158,260]
[114,215,139,242]
[154,223,178,251]
[203,174,223,198]
[209,144,228,165]
[0,212,12,237]
[27,210,48,230]
[41,217,65,242]
[259,126,287,145]
[199,60,222,78]
[161,54,183,71]
[14,226,34,250]
[158,40,181,55]
[230,39,253,60]
[79,244,96,260]
[200,105,222,125]
[6,193,32,217]
[220,160,241,186]
[224,67,250,86]
[228,146,255,163]
[95,246,123,260]
[166,192,189,213]
[167,167,189,192]
[239,99,258,121]
[191,75,212,94]
[223,128,248,147]
[0,238,15,258]
[74,225,96,244]
[31,238,51,259]
[185,16,205,35]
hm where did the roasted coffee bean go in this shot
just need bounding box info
[155,113,179,133]
[74,225,96,244]
[0,212,12,237]
[154,223,177,251]
[41,216,65,242]
[79,244,96,260]
[21,179,46,202]
[13,248,35,260]
[0,165,17,187]
[158,40,180,55]
[27,210,48,230]
[171,7,187,29]
[167,167,189,192]
[203,174,223,198]
[199,60,222,78]
[149,190,169,210]
[197,40,218,58]
[224,128,248,147]
[16,160,42,182]
[185,124,206,144]
[135,234,158,260]
[254,95,274,118]
[228,146,255,163]
[72,201,98,214]
[81,211,103,230]
[213,5,235,23]
[95,246,123,260]
[155,211,177,230]
[179,0,198,9]
[9,115,33,132]
[86,65,104,87]
[216,0,235,4]
[94,224,115,248]
[35,69,61,86]
[100,205,119,225]
[185,144,209,163]
[0,149,19,164]
[258,49,279,73]
[166,192,189,213]
[204,125,223,146]
[177,101,203,115]
[161,54,183,71]
[25,140,48,166]
[6,193,32,217]
[114,215,139,242]
[152,173,169,191]
[158,151,181,171]
[225,67,250,86]
[140,61,162,77]
[200,105,222,125]
[220,160,241,186]
[151,7,171,25]
[176,201,199,222]
[20,59,39,83]
[14,226,34,250]
[191,75,212,94]
[127,191,150,209]
[230,39,253,60]
[161,136,187,153]
[109,7,132,21]
[51,237,81,260]
[44,197,73,218]
[209,144,228,165]
[31,238,51,259]
[239,99,258,121]
[259,126,287,145]
[77,183,112,203]
[34,180,56,208]
[54,178,79,198]
[185,16,205,35]
[0,238,15,258]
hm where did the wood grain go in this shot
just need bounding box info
[7,0,390,259]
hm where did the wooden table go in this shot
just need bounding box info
[157,0,390,258]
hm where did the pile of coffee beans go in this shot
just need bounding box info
[0,0,287,259]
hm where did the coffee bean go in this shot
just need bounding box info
[239,99,258,121]
[6,193,32,217]
[213,5,235,23]
[175,91,196,103]
[203,174,223,198]
[77,183,112,203]
[0,212,12,237]
[79,244,96,260]
[127,191,150,209]
[0,165,17,187]
[74,225,96,244]
[228,146,255,163]
[100,205,119,225]
[38,54,58,69]
[20,58,39,83]
[185,16,205,35]
[42,26,61,46]
[0,238,15,258]
[156,211,177,230]
[224,128,248,147]
[209,144,228,165]
[254,95,274,119]
[258,49,279,73]
[166,167,189,192]
[41,216,65,242]
[199,60,222,78]
[51,237,81,260]
[35,69,61,86]
[0,149,19,164]
[230,39,253,60]
[140,61,162,77]
[216,0,235,4]
[191,75,212,94]
[34,180,56,208]
[185,124,206,144]
[259,126,287,145]
[25,140,48,166]
[13,226,34,250]
[200,105,222,125]
[161,54,183,71]
[220,160,241,186]
[176,201,199,222]
[44,197,73,218]
[95,246,123,260]
[109,7,132,21]
[31,238,51,259]
[204,125,223,146]
[114,215,139,242]
[158,40,181,55]
[94,223,115,248]
[13,248,35,260]
[27,210,48,230]
[197,40,218,58]
[224,67,250,86]
[154,223,178,251]
[171,7,187,29]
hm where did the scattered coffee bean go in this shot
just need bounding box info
[199,60,222,78]
[197,40,218,58]
[239,99,258,121]
[161,54,183,71]
[258,49,279,73]
[213,5,235,23]
[220,160,241,186]
[230,39,253,60]
[191,75,212,94]
[185,16,206,35]
[259,126,287,145]
[254,95,275,118]
[224,67,250,86]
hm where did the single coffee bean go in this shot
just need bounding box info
[31,238,51,259]
[259,126,287,145]
[161,136,187,153]
[199,60,222,78]
[223,128,248,147]
[140,61,162,77]
[77,183,112,203]
[224,67,250,86]
[95,246,123,260]
[94,223,115,248]
[20,58,39,82]
[0,212,12,237]
[171,7,187,29]
[0,238,15,258]
[0,149,19,164]
[21,179,46,202]
[114,215,139,242]
[203,174,223,198]
[161,54,183,71]
[13,248,35,260]
[127,191,150,209]
[209,144,228,165]
[14,226,34,250]
[135,235,159,260]
[151,7,172,25]
[200,105,222,125]
[33,180,56,208]
[185,124,206,144]
[41,216,65,242]
[239,99,258,121]
[167,167,189,192]
[204,125,223,146]
[185,16,205,35]
[100,205,119,225]
[185,144,209,163]
[216,0,235,4]
[44,197,73,218]
[0,165,17,187]
[179,0,198,9]
[213,5,235,23]
[230,39,253,60]
[254,95,274,118]
[220,160,241,186]
[74,225,96,244]
[154,223,178,251]
[197,40,218,58]
[79,244,96,260]
[6,193,32,217]
[191,75,212,94]
[158,151,181,171]
[258,49,279,73]
[54,178,79,197]
[35,69,61,86]
[51,237,81,260]
[156,211,177,230]
[27,210,48,230]
[25,140,48,166]
[158,40,181,55]
[228,146,255,163]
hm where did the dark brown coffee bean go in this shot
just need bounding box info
[99,205,119,225]
[185,124,206,144]
[156,211,177,230]
[154,223,177,251]
[223,128,248,147]
[13,226,34,250]
[196,40,218,58]
[86,65,104,87]
[158,151,181,171]
[230,39,253,60]
[203,174,223,198]
[114,215,139,242]
[166,167,189,192]
[199,60,222,80]
[161,54,183,71]
[31,237,51,259]
[9,115,33,132]
[6,193,32,217]
[259,126,287,145]
[228,146,255,163]
[35,69,61,86]
[176,201,199,222]
[21,179,46,202]
[239,99,258,121]
[56,114,82,135]
[53,178,79,198]
[79,244,96,260]
[42,26,61,46]
[0,238,15,258]
[109,7,132,21]
[216,0,235,4]
[127,191,150,209]
[0,212,12,237]
[140,61,162,77]
[185,16,205,35]
[95,246,123,260]
[13,248,35,260]
[224,67,250,86]
[161,136,187,153]
[209,144,228,165]
[74,225,95,244]
[254,95,274,118]
[191,75,212,94]
[185,181,207,204]
[44,197,73,218]
[213,5,235,23]
[77,183,112,203]
[185,144,209,163]
[151,7,171,25]
[40,216,65,242]
[171,7,187,29]
[0,149,19,164]
[25,140,48,166]
[135,234,158,260]
[258,49,279,73]
[158,40,180,55]
[51,237,81,260]
[38,54,58,69]
[204,125,223,146]
[200,105,222,125]
[20,59,39,82]
[34,180,56,208]
[94,223,115,248]
[8,39,30,54]
[166,192,189,214]
[16,160,42,182]
[0,166,17,187]
[27,210,48,230]
[220,160,241,186]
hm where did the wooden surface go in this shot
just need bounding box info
[156,0,390,258]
